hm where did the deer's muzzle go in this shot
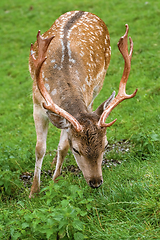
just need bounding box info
[88,177,103,188]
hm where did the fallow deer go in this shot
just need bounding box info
[29,11,137,198]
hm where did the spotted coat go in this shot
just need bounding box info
[29,11,111,116]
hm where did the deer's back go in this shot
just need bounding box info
[30,11,111,110]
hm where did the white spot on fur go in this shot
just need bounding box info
[90,55,93,62]
[85,76,91,86]
[67,26,77,64]
[29,64,31,73]
[51,89,57,96]
[30,50,35,56]
[61,38,65,63]
[82,84,86,92]
[67,41,76,63]
[45,83,50,91]
[80,51,84,57]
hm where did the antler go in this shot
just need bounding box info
[31,31,83,132]
[98,24,138,128]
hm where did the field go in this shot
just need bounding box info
[0,0,160,239]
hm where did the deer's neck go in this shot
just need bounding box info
[58,80,88,118]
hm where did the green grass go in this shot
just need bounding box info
[0,0,160,239]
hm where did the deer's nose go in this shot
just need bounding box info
[89,178,103,188]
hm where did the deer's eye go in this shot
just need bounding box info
[73,148,80,155]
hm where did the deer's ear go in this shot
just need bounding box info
[94,91,115,117]
[47,111,71,129]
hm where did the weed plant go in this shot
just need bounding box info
[0,0,160,239]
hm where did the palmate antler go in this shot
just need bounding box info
[30,31,83,132]
[98,24,138,128]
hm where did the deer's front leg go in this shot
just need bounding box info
[52,130,69,181]
[29,104,49,198]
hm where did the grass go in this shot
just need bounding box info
[0,0,160,239]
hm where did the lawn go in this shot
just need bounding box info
[0,0,160,239]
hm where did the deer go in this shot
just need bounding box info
[29,11,137,198]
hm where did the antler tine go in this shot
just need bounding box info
[98,24,138,128]
[129,37,133,58]
[36,30,55,62]
[31,30,54,69]
[117,24,138,99]
[31,31,83,132]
